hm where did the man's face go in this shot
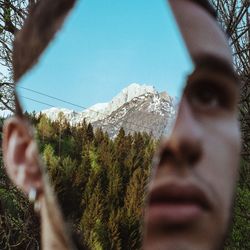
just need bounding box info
[142,1,241,250]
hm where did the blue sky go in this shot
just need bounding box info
[17,0,193,112]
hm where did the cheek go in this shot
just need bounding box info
[200,118,240,211]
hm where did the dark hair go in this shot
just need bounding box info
[190,0,217,19]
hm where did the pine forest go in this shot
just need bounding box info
[0,113,249,249]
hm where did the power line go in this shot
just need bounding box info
[16,85,154,131]
[17,86,85,109]
[19,96,155,153]
[19,94,155,135]
[19,95,55,108]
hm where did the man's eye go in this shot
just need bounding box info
[191,87,220,108]
[185,81,231,113]
[185,74,238,114]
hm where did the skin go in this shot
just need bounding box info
[142,1,241,250]
[2,1,241,250]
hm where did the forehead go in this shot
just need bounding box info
[169,0,232,65]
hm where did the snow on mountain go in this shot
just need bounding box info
[81,103,109,122]
[37,83,176,137]
[107,83,156,114]
[81,83,157,122]
[0,83,177,138]
[40,107,78,122]
[88,103,109,111]
[40,83,158,123]
[92,89,176,138]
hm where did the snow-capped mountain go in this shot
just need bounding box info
[92,90,176,138]
[41,83,159,122]
[36,83,177,138]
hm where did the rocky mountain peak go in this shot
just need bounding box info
[0,83,177,138]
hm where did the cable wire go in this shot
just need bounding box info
[16,85,155,131]
[20,95,155,135]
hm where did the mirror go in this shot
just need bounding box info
[16,0,193,138]
[9,0,195,249]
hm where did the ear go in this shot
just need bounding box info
[2,117,44,196]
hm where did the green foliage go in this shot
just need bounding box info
[35,120,154,249]
[231,186,250,248]
[224,160,250,250]
[0,116,249,249]
[0,164,40,249]
[37,115,55,143]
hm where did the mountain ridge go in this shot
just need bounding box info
[0,83,177,138]
[39,83,176,138]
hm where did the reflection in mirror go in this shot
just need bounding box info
[17,0,193,139]
[5,0,195,249]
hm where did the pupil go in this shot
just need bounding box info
[198,89,217,106]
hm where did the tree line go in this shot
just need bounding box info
[1,113,156,249]
[0,113,249,249]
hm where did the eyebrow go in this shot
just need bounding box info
[192,55,238,84]
[188,0,217,19]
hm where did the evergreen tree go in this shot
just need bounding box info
[86,123,94,142]
[81,183,107,250]
[107,210,122,250]
[123,167,149,250]
[37,115,55,144]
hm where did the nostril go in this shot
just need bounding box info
[180,140,202,166]
[158,148,175,166]
[188,151,201,165]
[157,138,202,168]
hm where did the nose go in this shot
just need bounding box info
[158,98,203,168]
